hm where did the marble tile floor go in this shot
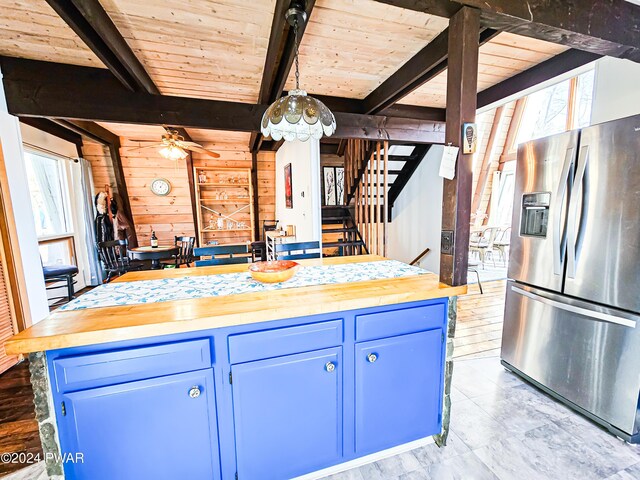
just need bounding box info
[322,355,640,480]
[4,357,640,480]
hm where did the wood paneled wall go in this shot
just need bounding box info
[115,139,275,246]
[81,141,118,196]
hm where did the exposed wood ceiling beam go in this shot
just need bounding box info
[45,0,158,94]
[19,118,83,146]
[477,49,601,109]
[457,0,640,61]
[374,0,640,61]
[250,0,317,152]
[362,27,498,115]
[372,0,461,18]
[0,57,444,144]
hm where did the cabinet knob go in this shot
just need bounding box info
[188,386,201,398]
[367,353,378,363]
[325,361,336,373]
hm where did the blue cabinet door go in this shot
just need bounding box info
[61,369,220,480]
[232,347,343,480]
[355,329,443,454]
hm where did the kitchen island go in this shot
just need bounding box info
[4,255,465,480]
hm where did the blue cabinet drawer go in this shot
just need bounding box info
[53,339,212,392]
[355,302,446,342]
[228,319,343,364]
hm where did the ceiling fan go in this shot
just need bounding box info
[126,127,220,160]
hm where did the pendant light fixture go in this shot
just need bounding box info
[261,1,336,142]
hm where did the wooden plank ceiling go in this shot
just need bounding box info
[98,0,277,103]
[96,122,251,145]
[0,0,102,67]
[400,33,569,108]
[283,0,448,99]
[0,1,572,118]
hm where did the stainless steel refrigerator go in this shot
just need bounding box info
[502,113,640,443]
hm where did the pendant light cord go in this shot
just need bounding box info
[294,18,300,90]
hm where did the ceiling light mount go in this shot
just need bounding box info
[261,0,336,142]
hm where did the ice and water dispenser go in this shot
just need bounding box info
[520,192,551,237]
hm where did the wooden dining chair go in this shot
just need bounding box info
[275,241,321,261]
[194,245,251,266]
[97,239,144,282]
[167,236,195,268]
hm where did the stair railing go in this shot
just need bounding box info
[344,139,389,257]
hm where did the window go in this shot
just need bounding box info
[24,150,76,267]
[515,69,595,147]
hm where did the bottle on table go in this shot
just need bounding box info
[217,213,224,230]
[151,231,158,248]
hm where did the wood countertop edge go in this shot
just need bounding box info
[4,260,467,355]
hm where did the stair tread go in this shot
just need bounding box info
[323,240,365,247]
[322,227,357,233]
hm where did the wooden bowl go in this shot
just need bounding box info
[249,260,300,283]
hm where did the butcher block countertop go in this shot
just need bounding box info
[3,255,466,355]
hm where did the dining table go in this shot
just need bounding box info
[128,245,179,270]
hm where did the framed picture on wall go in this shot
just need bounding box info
[322,166,345,206]
[284,163,293,209]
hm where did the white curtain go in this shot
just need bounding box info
[77,158,104,285]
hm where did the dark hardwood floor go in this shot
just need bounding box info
[0,360,41,477]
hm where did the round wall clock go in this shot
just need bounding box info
[150,178,171,196]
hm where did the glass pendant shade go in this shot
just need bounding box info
[159,144,188,161]
[261,89,336,142]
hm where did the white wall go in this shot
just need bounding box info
[591,57,640,124]
[387,145,444,273]
[0,68,50,325]
[275,140,322,243]
[20,123,78,158]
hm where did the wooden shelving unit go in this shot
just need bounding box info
[194,167,254,246]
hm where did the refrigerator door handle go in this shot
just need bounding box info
[566,145,590,278]
[552,147,574,275]
[511,285,637,328]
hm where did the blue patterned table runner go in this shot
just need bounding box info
[60,260,426,311]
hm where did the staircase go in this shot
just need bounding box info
[340,140,432,257]
[321,205,367,257]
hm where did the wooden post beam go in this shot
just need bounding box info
[440,6,480,287]
[170,127,200,244]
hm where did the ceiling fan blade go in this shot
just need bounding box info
[181,143,220,158]
[121,144,163,150]
[128,139,161,143]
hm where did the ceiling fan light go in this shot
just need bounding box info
[159,144,188,161]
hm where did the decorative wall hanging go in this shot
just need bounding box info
[322,166,345,205]
[284,163,293,209]
[462,122,478,154]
